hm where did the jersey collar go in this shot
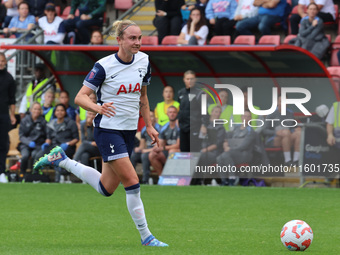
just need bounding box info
[115,53,135,65]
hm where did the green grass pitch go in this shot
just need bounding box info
[0,183,339,254]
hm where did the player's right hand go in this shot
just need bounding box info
[99,102,116,118]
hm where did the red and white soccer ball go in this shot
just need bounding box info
[280,220,313,251]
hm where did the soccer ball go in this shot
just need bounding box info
[280,220,313,251]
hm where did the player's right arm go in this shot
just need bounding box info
[75,86,115,118]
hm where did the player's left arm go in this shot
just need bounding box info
[140,85,159,147]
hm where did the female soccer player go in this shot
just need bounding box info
[34,20,168,247]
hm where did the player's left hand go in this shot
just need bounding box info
[147,126,159,147]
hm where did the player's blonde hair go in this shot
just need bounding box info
[111,20,138,38]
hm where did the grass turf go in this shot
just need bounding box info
[0,183,339,255]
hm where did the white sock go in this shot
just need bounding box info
[125,184,151,242]
[283,151,291,163]
[59,158,105,195]
[293,151,300,162]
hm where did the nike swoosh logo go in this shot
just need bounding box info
[111,75,118,79]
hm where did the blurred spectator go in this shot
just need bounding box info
[208,89,233,131]
[18,102,47,175]
[130,111,161,184]
[38,3,65,44]
[76,91,96,130]
[153,0,184,44]
[289,0,335,35]
[232,86,263,133]
[234,0,259,34]
[2,0,22,28]
[155,85,180,126]
[216,110,256,185]
[178,70,205,152]
[73,111,101,167]
[0,52,16,184]
[63,0,106,44]
[294,3,330,60]
[181,1,196,24]
[149,106,180,176]
[196,0,209,15]
[41,89,55,122]
[236,0,287,36]
[177,7,208,45]
[198,105,225,166]
[26,0,53,22]
[19,63,50,119]
[3,1,36,39]
[181,0,208,24]
[205,0,238,36]
[326,101,340,148]
[37,103,79,181]
[262,95,301,165]
[58,90,76,120]
[90,29,104,45]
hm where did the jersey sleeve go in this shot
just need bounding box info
[83,62,106,91]
[142,61,151,86]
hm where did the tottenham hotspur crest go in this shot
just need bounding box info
[110,144,115,153]
[138,68,143,77]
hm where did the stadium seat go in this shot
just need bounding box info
[258,35,281,45]
[209,35,231,45]
[283,35,296,44]
[327,66,340,92]
[60,6,79,19]
[233,35,256,45]
[330,35,340,66]
[161,35,179,45]
[7,128,21,168]
[141,36,158,45]
[115,0,133,18]
[55,6,61,16]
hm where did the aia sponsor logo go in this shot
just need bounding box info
[117,83,141,95]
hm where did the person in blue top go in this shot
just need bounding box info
[235,0,287,36]
[3,1,35,39]
[205,0,238,36]
[34,20,168,247]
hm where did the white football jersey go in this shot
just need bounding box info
[38,16,65,44]
[84,51,151,130]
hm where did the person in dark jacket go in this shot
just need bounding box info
[153,0,184,44]
[63,0,106,44]
[294,3,330,59]
[0,52,16,183]
[18,102,47,175]
[216,110,257,185]
[178,70,206,152]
